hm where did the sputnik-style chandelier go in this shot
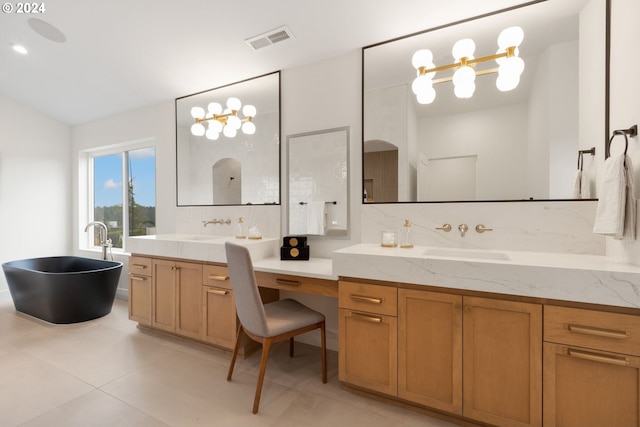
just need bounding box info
[190,97,257,140]
[411,26,525,104]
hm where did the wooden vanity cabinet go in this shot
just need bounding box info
[339,280,398,396]
[151,258,203,340]
[128,256,152,325]
[463,296,542,427]
[543,306,640,427]
[339,281,543,427]
[398,289,463,415]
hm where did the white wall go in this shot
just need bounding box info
[0,95,71,296]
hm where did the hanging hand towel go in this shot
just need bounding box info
[306,201,326,235]
[593,154,636,239]
[572,169,582,199]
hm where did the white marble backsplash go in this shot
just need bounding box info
[361,201,605,255]
[175,205,281,239]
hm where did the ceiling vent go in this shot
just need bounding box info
[245,26,294,50]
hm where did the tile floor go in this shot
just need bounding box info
[0,297,457,427]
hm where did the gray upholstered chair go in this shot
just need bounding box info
[224,241,327,414]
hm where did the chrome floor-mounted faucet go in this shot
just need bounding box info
[84,221,111,260]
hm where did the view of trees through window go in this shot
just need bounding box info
[92,147,156,249]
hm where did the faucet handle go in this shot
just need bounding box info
[475,224,493,233]
[436,224,452,232]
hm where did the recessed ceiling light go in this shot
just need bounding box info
[11,44,28,55]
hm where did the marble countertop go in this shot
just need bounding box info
[332,244,640,309]
[128,234,279,263]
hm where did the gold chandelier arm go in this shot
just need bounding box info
[419,46,515,76]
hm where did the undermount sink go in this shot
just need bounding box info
[422,248,510,261]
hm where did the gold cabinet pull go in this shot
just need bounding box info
[130,275,146,281]
[566,348,629,366]
[566,323,630,339]
[132,264,147,269]
[208,275,229,281]
[207,289,229,296]
[349,312,382,323]
[350,294,383,304]
[275,278,301,287]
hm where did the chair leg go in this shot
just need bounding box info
[227,325,244,381]
[289,337,294,357]
[320,321,327,383]
[253,338,273,414]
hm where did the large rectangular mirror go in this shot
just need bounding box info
[363,0,609,203]
[176,71,280,206]
[288,127,350,237]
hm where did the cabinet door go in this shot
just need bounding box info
[175,261,203,340]
[463,297,542,427]
[398,289,462,415]
[152,259,176,332]
[339,308,397,396]
[544,342,640,427]
[203,286,237,349]
[129,273,152,325]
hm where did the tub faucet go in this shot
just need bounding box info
[85,221,110,260]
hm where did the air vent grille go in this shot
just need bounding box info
[245,26,294,50]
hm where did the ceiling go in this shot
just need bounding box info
[0,0,527,125]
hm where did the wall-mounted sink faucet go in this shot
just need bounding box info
[458,224,469,237]
[203,219,231,227]
[84,221,111,260]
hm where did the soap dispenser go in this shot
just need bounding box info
[235,217,246,239]
[400,219,414,248]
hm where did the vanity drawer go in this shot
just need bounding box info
[545,305,640,356]
[339,280,397,316]
[203,264,231,289]
[254,271,338,297]
[129,256,152,276]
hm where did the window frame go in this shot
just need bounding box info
[80,138,156,254]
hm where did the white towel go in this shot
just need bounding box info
[572,170,582,199]
[580,170,591,199]
[306,201,326,235]
[593,154,636,240]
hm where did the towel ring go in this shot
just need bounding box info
[606,125,637,159]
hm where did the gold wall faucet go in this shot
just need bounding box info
[458,224,469,237]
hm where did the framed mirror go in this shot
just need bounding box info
[287,127,350,237]
[363,0,609,203]
[176,71,280,206]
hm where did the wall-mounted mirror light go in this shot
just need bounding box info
[363,0,609,203]
[176,71,280,206]
[287,127,350,237]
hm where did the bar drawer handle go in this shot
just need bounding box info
[350,294,383,304]
[208,275,229,281]
[207,289,229,296]
[130,275,147,281]
[566,323,630,339]
[566,348,629,366]
[132,264,147,269]
[350,312,383,323]
[276,278,301,287]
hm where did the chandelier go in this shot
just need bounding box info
[411,26,525,104]
[190,97,257,140]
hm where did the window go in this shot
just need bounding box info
[86,145,156,251]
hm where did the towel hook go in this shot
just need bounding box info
[606,125,637,159]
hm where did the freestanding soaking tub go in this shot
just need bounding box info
[2,256,123,324]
